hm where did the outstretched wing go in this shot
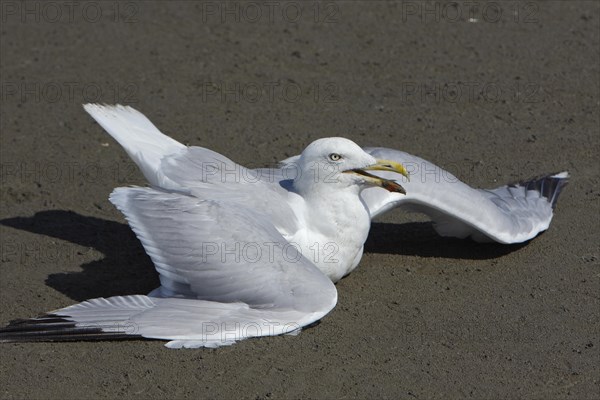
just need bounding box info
[0,188,336,348]
[360,147,569,244]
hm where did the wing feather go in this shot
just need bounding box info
[83,104,185,189]
[360,147,568,243]
[1,186,337,348]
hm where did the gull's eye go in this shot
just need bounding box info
[329,153,342,161]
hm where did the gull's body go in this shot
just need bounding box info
[0,105,568,348]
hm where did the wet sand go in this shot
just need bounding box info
[1,1,598,399]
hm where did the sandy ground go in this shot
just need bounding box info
[1,1,598,399]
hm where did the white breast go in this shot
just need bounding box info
[288,190,372,282]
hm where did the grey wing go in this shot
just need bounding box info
[361,147,569,244]
[83,104,299,232]
[84,104,300,234]
[1,188,336,348]
[158,147,301,236]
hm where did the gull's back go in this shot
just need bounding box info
[84,104,301,237]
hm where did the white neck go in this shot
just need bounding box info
[292,182,372,282]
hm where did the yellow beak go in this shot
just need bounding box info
[365,159,410,181]
[344,159,410,194]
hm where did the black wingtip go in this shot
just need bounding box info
[510,171,569,210]
[0,314,142,343]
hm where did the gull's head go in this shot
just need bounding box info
[291,137,409,196]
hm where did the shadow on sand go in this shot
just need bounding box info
[2,211,158,302]
[365,221,528,259]
[2,211,528,301]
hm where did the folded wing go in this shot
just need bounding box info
[1,188,337,348]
